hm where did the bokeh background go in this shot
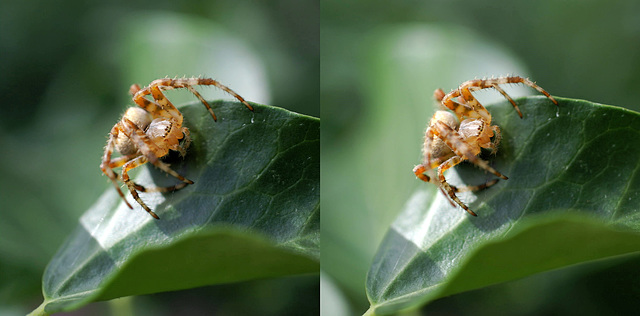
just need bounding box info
[321,0,640,315]
[0,0,318,315]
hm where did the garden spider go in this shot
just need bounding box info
[100,77,253,219]
[413,76,558,216]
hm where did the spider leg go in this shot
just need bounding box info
[422,123,457,170]
[133,182,190,194]
[413,163,457,208]
[490,84,523,118]
[440,88,489,121]
[185,85,217,121]
[492,76,558,106]
[130,83,174,120]
[132,94,173,120]
[441,76,558,121]
[133,77,253,120]
[108,154,140,169]
[100,125,134,209]
[109,155,162,198]
[464,76,558,112]
[121,156,159,219]
[432,121,508,180]
[147,85,182,123]
[451,179,500,193]
[437,156,477,216]
[122,118,195,185]
[488,125,502,155]
[177,127,191,157]
[424,126,434,169]
[413,164,434,183]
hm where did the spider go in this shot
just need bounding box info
[100,77,253,219]
[412,76,558,216]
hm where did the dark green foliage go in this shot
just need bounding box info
[365,98,640,315]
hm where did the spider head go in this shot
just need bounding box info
[459,119,493,149]
[148,118,183,150]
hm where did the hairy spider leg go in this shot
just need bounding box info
[101,125,134,209]
[437,156,477,216]
[148,85,183,123]
[440,87,490,122]
[413,164,435,183]
[109,134,191,195]
[114,157,190,197]
[177,127,191,157]
[488,125,502,154]
[133,77,254,122]
[431,120,508,180]
[442,76,558,122]
[451,179,500,193]
[130,90,174,121]
[186,85,217,121]
[421,127,455,173]
[106,152,188,196]
[470,84,523,118]
[108,154,141,168]
[121,156,159,219]
[122,118,194,185]
[132,182,190,194]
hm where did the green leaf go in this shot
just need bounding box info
[365,97,640,315]
[32,101,319,315]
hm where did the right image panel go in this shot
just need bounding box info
[321,1,640,315]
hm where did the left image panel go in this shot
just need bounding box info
[0,1,319,315]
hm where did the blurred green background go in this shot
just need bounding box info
[4,0,640,315]
[0,0,318,315]
[321,0,640,315]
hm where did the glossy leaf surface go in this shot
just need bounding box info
[366,97,640,315]
[33,101,319,315]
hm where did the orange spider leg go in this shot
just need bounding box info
[440,76,558,122]
[468,76,557,114]
[440,89,489,121]
[422,119,458,170]
[473,76,558,106]
[100,126,134,209]
[413,164,434,183]
[122,118,194,185]
[133,78,253,122]
[107,153,186,194]
[177,127,191,157]
[132,182,190,194]
[131,92,173,120]
[121,156,159,219]
[413,164,498,192]
[432,121,508,180]
[436,156,477,216]
[488,125,502,154]
[148,85,182,123]
[185,85,218,121]
[480,84,523,118]
[108,154,141,168]
[452,179,500,193]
